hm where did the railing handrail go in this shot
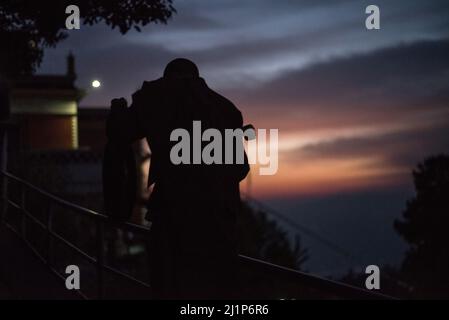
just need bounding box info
[2,171,103,217]
[1,170,393,300]
[1,170,149,234]
[238,255,393,300]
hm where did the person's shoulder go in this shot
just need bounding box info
[206,85,240,110]
[132,78,164,101]
[208,88,233,106]
[208,88,243,123]
[141,78,165,92]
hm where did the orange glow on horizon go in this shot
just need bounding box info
[238,105,449,199]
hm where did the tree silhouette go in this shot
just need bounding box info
[237,201,308,270]
[0,0,175,76]
[394,154,449,298]
[236,201,309,298]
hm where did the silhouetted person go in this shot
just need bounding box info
[106,58,249,299]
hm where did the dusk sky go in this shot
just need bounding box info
[33,0,449,274]
[37,0,449,273]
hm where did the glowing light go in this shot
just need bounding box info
[91,80,101,88]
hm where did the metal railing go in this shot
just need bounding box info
[0,171,392,300]
[1,171,151,299]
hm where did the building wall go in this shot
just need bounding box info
[19,114,78,150]
[10,94,79,150]
[77,108,108,152]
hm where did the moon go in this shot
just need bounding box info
[91,80,101,88]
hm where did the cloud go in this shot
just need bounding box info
[230,38,449,129]
[140,0,449,86]
[295,122,449,168]
[39,1,449,107]
[236,38,449,197]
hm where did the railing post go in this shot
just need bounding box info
[46,202,54,266]
[20,183,26,239]
[1,128,8,224]
[1,172,7,224]
[96,218,105,299]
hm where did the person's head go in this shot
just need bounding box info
[163,58,199,79]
